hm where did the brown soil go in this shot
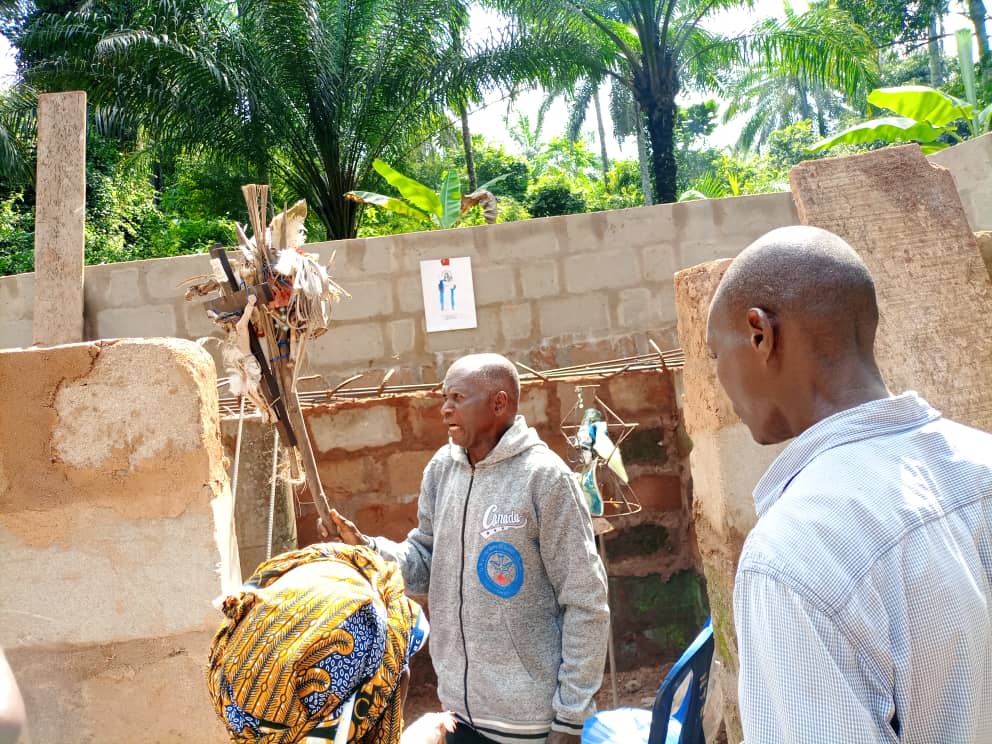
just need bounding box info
[403,664,672,723]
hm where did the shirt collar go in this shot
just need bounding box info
[752,391,942,518]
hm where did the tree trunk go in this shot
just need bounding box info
[592,90,609,182]
[928,13,943,86]
[638,77,678,204]
[967,0,990,82]
[460,104,477,192]
[634,101,652,206]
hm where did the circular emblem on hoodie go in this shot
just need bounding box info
[477,541,524,598]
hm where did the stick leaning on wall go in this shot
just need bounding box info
[181,184,348,525]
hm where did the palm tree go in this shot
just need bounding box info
[722,68,859,152]
[20,0,584,238]
[497,0,878,202]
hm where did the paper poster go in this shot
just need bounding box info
[420,256,477,333]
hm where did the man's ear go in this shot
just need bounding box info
[493,390,509,414]
[746,307,776,362]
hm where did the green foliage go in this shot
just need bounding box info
[470,142,530,201]
[765,120,829,170]
[813,31,991,153]
[0,192,35,275]
[526,179,586,218]
[347,159,492,230]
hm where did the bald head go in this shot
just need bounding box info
[706,226,888,443]
[446,353,520,407]
[711,226,878,355]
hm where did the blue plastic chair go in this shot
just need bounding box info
[582,618,714,744]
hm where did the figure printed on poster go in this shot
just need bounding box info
[421,257,477,332]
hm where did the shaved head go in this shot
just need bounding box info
[706,226,888,443]
[711,226,879,356]
[447,353,520,406]
[441,354,520,462]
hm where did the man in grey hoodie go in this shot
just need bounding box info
[327,353,610,744]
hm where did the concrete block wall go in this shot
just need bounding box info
[0,338,236,742]
[288,368,707,670]
[0,193,801,384]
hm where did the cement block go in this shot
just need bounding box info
[397,274,425,314]
[518,386,549,426]
[0,271,35,319]
[385,227,485,273]
[538,294,610,338]
[519,259,560,299]
[105,266,144,307]
[500,301,533,341]
[306,321,385,366]
[616,287,663,329]
[95,304,178,340]
[425,307,500,352]
[144,252,213,301]
[317,454,385,503]
[928,132,992,231]
[563,247,641,293]
[339,237,391,275]
[0,319,32,350]
[473,264,517,305]
[308,405,402,452]
[387,450,434,497]
[642,242,678,283]
[332,279,395,321]
[389,317,418,357]
[488,217,563,259]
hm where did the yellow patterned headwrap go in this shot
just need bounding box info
[207,544,426,744]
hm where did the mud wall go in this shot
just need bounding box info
[0,338,237,742]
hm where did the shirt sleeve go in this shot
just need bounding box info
[372,461,438,596]
[537,471,610,734]
[734,569,896,744]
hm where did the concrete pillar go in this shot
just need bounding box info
[0,338,237,741]
[32,91,87,346]
[674,260,783,743]
[676,143,992,739]
[791,143,992,433]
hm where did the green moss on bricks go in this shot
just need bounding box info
[608,570,710,658]
[620,427,668,466]
[605,523,668,562]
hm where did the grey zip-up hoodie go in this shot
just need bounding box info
[374,415,609,743]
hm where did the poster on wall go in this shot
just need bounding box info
[420,257,478,333]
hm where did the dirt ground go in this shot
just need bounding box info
[403,663,673,723]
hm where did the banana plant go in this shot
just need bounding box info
[811,30,992,153]
[345,159,497,229]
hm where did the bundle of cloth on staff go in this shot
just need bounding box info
[179,187,348,421]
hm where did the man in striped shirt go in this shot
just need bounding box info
[706,226,992,743]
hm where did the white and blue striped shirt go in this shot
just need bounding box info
[734,392,992,743]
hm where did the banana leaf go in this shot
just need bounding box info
[438,170,462,229]
[372,159,442,217]
[810,116,947,152]
[344,190,429,221]
[867,86,970,128]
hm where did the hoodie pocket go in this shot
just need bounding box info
[501,606,560,685]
